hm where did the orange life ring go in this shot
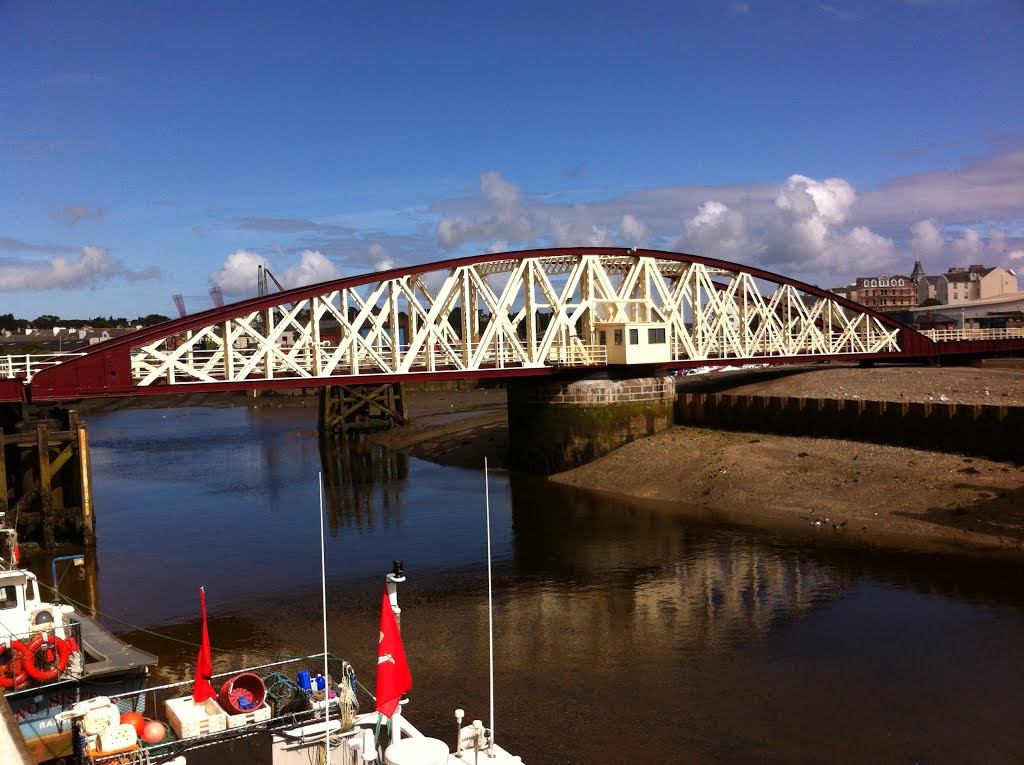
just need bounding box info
[0,640,29,688]
[22,633,70,683]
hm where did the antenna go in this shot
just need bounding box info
[485,457,495,753]
[318,471,331,765]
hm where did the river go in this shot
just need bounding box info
[38,405,1024,763]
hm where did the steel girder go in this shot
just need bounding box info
[27,248,921,400]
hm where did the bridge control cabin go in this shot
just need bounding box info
[595,321,671,365]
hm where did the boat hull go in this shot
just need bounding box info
[9,670,150,763]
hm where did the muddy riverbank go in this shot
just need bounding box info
[368,365,1024,559]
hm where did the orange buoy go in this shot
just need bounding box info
[120,712,145,736]
[141,720,166,743]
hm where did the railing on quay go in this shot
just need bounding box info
[0,353,87,382]
[921,328,1024,342]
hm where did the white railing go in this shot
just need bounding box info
[0,353,87,382]
[922,328,1024,342]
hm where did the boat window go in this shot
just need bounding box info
[598,330,606,345]
[614,329,623,346]
[629,329,639,344]
[648,328,666,344]
[0,585,18,610]
[25,579,34,600]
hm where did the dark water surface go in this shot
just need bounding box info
[39,406,1024,763]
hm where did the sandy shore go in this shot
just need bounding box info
[368,367,1024,559]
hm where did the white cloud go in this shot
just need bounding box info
[672,201,750,257]
[210,249,341,296]
[209,250,269,295]
[911,219,944,259]
[952,228,983,262]
[283,249,341,287]
[0,246,159,291]
[619,214,648,246]
[367,243,394,271]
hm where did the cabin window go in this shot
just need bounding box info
[598,330,606,345]
[629,329,639,345]
[648,328,666,344]
[24,579,34,600]
[0,585,17,610]
[614,329,623,346]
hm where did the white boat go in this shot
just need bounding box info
[55,564,522,765]
[0,532,157,763]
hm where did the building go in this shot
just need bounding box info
[930,264,1019,305]
[851,274,917,311]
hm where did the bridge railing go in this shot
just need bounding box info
[128,339,610,386]
[0,353,87,382]
[921,328,1024,342]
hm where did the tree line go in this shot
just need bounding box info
[0,313,172,332]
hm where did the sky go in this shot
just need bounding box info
[2,0,1023,321]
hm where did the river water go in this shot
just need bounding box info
[40,405,1024,763]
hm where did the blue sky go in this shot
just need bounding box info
[2,0,1022,320]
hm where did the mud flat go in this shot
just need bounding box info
[373,366,1024,559]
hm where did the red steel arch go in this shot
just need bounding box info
[13,247,1019,402]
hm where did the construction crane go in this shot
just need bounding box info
[209,286,224,307]
[257,264,286,296]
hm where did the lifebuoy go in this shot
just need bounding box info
[0,641,29,688]
[23,633,71,683]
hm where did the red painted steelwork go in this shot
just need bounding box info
[0,379,26,403]
[20,247,1022,402]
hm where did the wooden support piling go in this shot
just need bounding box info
[0,409,95,548]
[318,382,408,434]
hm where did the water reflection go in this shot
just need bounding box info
[51,406,1024,764]
[319,433,409,532]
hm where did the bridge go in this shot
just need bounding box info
[3,247,1024,404]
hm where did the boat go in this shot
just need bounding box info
[55,563,523,764]
[0,531,158,763]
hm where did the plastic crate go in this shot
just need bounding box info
[226,701,272,728]
[165,696,228,739]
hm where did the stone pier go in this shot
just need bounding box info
[507,373,676,474]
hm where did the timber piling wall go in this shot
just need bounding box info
[675,392,1024,462]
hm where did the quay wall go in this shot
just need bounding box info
[508,375,676,474]
[675,392,1024,462]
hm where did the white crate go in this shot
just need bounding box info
[226,701,272,728]
[165,696,228,739]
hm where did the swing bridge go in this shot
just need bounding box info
[2,247,1023,404]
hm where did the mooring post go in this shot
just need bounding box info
[0,433,8,517]
[36,424,55,550]
[77,423,95,545]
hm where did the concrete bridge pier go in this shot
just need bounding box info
[507,372,676,474]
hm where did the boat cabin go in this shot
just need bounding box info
[0,568,69,639]
[595,321,671,365]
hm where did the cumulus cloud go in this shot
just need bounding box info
[0,246,159,291]
[209,250,270,295]
[672,201,750,257]
[283,249,341,287]
[210,249,341,296]
[911,219,945,259]
[436,172,538,248]
[367,243,394,271]
[619,214,648,246]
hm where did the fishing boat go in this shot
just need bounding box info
[0,532,158,763]
[56,563,523,764]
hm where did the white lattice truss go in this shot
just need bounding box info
[130,253,902,387]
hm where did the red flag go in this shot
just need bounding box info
[375,588,412,717]
[193,587,216,703]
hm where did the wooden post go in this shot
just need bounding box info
[78,423,95,544]
[0,433,8,517]
[37,424,55,550]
